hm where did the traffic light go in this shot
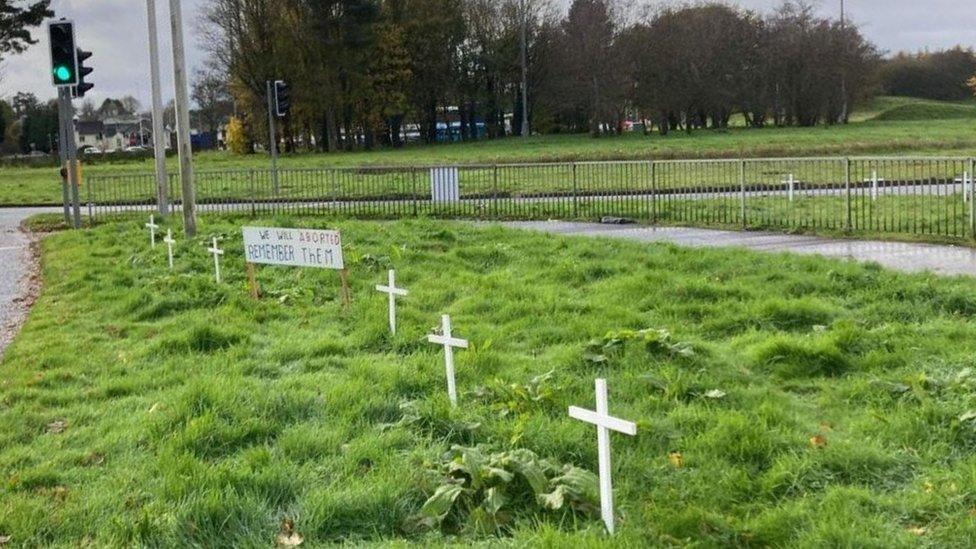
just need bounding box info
[72,48,94,98]
[49,20,78,87]
[274,80,291,117]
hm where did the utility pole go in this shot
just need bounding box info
[266,80,280,194]
[519,0,530,137]
[168,0,196,236]
[839,0,848,124]
[58,88,82,229]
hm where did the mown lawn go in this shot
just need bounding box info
[3,217,976,546]
[2,114,976,206]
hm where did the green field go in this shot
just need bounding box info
[4,216,976,546]
[1,96,976,206]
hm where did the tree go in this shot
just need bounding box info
[191,66,233,140]
[78,99,97,121]
[225,116,250,154]
[969,75,976,97]
[18,97,57,154]
[0,1,52,69]
[879,48,976,101]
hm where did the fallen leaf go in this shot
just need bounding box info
[809,435,827,449]
[0,535,10,545]
[668,452,684,468]
[47,420,67,434]
[959,410,976,423]
[906,526,926,536]
[704,389,726,399]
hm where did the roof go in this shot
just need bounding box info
[75,120,104,135]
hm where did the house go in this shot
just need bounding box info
[73,116,171,152]
[74,120,104,150]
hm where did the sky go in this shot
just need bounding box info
[2,0,975,109]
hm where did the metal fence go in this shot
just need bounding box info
[85,157,976,240]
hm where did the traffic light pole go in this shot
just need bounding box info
[57,87,82,229]
[56,92,71,226]
[266,80,280,195]
[168,0,197,237]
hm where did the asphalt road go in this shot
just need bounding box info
[0,209,33,356]
[503,221,976,277]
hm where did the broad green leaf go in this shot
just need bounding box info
[483,487,507,515]
[420,483,465,523]
[538,485,567,510]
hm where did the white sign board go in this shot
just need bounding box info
[242,227,344,270]
[430,167,460,203]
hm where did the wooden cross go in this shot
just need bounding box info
[864,170,886,202]
[375,269,408,334]
[569,378,637,534]
[146,215,159,248]
[427,314,468,406]
[782,173,797,202]
[163,229,176,270]
[956,172,972,203]
[208,237,224,283]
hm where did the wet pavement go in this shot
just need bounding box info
[503,221,976,277]
[0,209,33,352]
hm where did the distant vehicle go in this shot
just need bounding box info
[27,150,48,157]
[78,145,99,155]
[124,145,148,153]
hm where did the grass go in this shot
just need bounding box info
[867,97,976,122]
[4,215,976,546]
[2,98,976,206]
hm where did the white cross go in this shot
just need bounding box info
[569,378,637,534]
[956,172,972,203]
[145,215,159,248]
[163,229,176,270]
[864,170,885,202]
[782,173,797,202]
[376,269,408,334]
[208,237,224,283]
[427,314,468,406]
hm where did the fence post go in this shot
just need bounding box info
[739,159,746,229]
[650,160,656,225]
[844,158,852,232]
[572,163,579,219]
[412,168,419,217]
[492,165,499,220]
[86,175,94,224]
[249,169,256,217]
[970,157,975,239]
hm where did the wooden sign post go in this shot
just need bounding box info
[241,226,347,306]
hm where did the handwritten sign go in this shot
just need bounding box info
[242,227,344,270]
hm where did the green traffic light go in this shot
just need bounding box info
[54,65,72,82]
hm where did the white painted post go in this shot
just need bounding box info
[568,378,637,534]
[871,170,878,202]
[145,215,159,248]
[375,269,408,334]
[208,237,224,283]
[786,173,795,202]
[427,314,468,406]
[163,229,176,270]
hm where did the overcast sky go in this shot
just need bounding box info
[2,0,975,109]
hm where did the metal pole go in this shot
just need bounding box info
[740,159,747,228]
[56,91,71,225]
[146,0,169,217]
[970,157,975,239]
[845,157,852,232]
[267,80,280,195]
[168,0,197,236]
[59,89,82,229]
[519,0,530,138]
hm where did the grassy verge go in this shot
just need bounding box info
[3,216,976,546]
[3,115,976,206]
